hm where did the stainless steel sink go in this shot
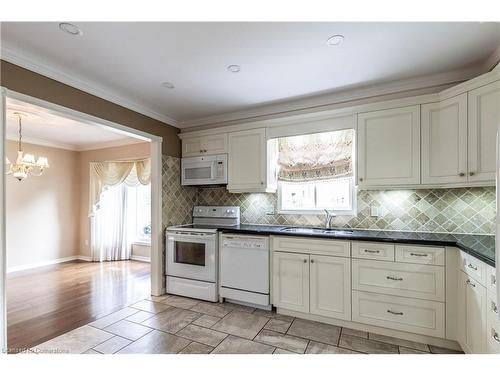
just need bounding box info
[280,227,353,235]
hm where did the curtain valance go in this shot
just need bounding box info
[89,158,151,216]
[277,129,354,182]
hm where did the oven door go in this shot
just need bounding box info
[166,232,216,282]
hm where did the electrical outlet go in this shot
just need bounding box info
[265,205,275,215]
[370,206,379,217]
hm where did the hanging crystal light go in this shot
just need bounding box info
[6,113,49,181]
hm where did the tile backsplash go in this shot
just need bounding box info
[163,156,496,235]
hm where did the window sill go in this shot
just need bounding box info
[132,240,151,246]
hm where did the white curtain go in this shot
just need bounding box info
[91,184,133,261]
[89,159,151,216]
[89,158,151,262]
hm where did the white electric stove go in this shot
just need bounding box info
[166,206,240,302]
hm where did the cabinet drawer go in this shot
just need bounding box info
[352,259,445,302]
[395,245,445,266]
[486,264,497,294]
[272,236,350,257]
[458,251,486,286]
[352,241,394,261]
[352,290,445,338]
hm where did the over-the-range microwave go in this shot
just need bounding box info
[181,154,228,186]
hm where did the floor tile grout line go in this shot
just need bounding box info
[365,333,431,353]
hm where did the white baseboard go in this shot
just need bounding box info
[7,255,91,274]
[131,255,151,263]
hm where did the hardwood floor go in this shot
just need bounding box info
[7,260,150,351]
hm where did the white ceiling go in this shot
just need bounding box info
[1,22,499,128]
[6,98,145,151]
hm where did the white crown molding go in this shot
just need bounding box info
[0,45,179,127]
[6,131,146,152]
[179,65,486,130]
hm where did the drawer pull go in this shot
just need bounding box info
[364,249,380,254]
[303,259,308,263]
[410,252,428,257]
[387,309,404,316]
[466,279,476,288]
[467,263,478,271]
[492,302,498,314]
[494,331,500,343]
[386,275,403,281]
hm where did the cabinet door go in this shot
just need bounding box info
[458,272,487,353]
[182,137,204,157]
[272,252,309,313]
[203,134,228,155]
[357,106,420,187]
[227,128,267,192]
[421,94,467,184]
[310,255,351,321]
[468,80,500,182]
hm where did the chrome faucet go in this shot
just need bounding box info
[324,209,336,229]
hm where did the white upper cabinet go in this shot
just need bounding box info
[421,94,468,185]
[227,128,276,193]
[357,105,421,188]
[468,80,500,182]
[182,134,228,157]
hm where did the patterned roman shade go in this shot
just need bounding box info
[277,129,354,181]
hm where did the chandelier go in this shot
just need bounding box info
[6,113,49,181]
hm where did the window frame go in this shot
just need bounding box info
[277,178,357,216]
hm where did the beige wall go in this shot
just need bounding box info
[1,60,181,157]
[78,142,151,258]
[6,140,80,270]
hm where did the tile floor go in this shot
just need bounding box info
[27,294,464,354]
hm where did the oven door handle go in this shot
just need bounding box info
[168,232,216,240]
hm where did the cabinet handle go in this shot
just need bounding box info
[303,259,308,263]
[359,178,363,182]
[467,263,478,271]
[204,149,208,153]
[364,249,380,254]
[386,275,403,281]
[469,172,475,176]
[492,302,498,314]
[310,259,315,263]
[410,252,428,257]
[387,310,404,316]
[459,172,465,177]
[493,330,500,343]
[260,181,264,185]
[466,279,476,288]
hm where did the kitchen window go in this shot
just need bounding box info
[277,129,356,215]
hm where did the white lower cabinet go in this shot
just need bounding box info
[310,255,351,321]
[273,251,351,320]
[486,290,500,353]
[352,290,445,338]
[457,271,487,353]
[272,251,310,313]
[352,259,445,302]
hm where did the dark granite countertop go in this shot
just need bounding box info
[219,224,495,267]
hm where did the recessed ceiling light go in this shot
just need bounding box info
[59,22,83,36]
[326,34,345,46]
[161,82,175,89]
[227,65,241,73]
